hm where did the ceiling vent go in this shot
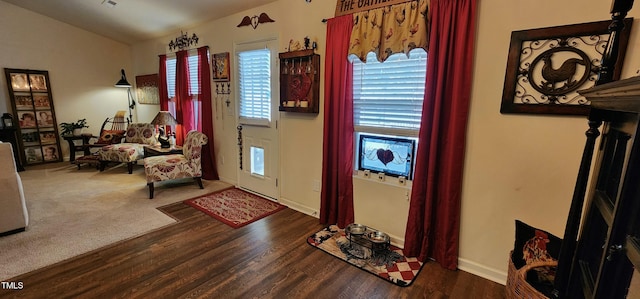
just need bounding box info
[101,0,117,8]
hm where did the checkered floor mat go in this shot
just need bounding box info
[307,225,424,287]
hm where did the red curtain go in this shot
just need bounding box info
[158,55,169,112]
[320,15,355,228]
[174,50,195,145]
[197,46,219,180]
[403,0,477,270]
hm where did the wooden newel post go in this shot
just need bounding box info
[553,0,633,297]
[596,0,633,85]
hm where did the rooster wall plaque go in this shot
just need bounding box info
[500,19,632,116]
[237,13,275,30]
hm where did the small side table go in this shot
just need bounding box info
[62,134,94,162]
[144,145,183,158]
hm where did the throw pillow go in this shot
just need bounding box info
[512,220,563,296]
[512,220,562,269]
[96,130,125,145]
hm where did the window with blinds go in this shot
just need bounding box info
[165,54,200,98]
[164,52,202,130]
[352,48,427,137]
[352,48,427,181]
[238,48,271,126]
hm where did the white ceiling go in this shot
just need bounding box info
[2,0,279,45]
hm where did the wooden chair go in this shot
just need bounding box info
[143,131,208,199]
[89,111,128,148]
[73,111,128,169]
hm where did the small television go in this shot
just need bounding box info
[357,134,415,179]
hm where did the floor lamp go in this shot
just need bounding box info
[114,69,136,123]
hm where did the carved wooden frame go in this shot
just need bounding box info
[500,19,632,116]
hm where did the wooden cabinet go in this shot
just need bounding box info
[0,127,24,171]
[4,69,62,166]
[557,76,640,298]
[278,49,320,113]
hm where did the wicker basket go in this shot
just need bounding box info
[506,251,558,299]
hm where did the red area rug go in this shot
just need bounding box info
[184,188,286,228]
[307,225,424,287]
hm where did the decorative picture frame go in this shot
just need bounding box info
[500,19,632,116]
[212,52,231,82]
[10,73,29,91]
[29,74,47,91]
[135,74,159,104]
[4,68,62,165]
[17,111,37,128]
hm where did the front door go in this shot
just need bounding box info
[235,38,279,200]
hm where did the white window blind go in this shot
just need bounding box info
[165,54,200,98]
[164,52,203,130]
[238,48,271,125]
[352,49,427,136]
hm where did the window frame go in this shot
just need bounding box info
[235,44,274,127]
[351,49,427,181]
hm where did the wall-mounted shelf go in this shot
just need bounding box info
[278,49,320,114]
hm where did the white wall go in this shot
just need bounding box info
[0,1,133,159]
[462,0,640,283]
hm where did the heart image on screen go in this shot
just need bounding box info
[376,149,394,166]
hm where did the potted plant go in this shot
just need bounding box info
[59,119,89,136]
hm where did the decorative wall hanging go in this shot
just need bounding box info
[135,74,159,105]
[212,52,231,82]
[237,13,275,30]
[500,19,632,116]
[4,68,63,166]
[168,31,199,51]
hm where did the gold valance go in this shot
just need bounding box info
[349,0,429,62]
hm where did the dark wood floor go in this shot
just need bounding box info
[0,204,505,298]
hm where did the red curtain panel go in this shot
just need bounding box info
[197,46,219,180]
[319,14,355,228]
[403,0,477,270]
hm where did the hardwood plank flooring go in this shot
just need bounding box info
[0,204,505,298]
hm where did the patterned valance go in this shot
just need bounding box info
[349,0,429,62]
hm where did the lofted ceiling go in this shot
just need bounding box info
[2,0,279,45]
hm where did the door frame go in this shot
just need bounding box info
[232,37,281,200]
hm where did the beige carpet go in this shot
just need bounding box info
[0,162,231,281]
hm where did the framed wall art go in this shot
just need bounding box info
[4,68,62,165]
[500,19,632,116]
[212,52,231,82]
[135,74,159,104]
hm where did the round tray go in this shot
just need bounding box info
[366,230,390,243]
[345,223,367,235]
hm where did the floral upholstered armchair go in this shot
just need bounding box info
[143,131,208,199]
[97,123,157,174]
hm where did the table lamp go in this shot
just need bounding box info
[151,111,178,148]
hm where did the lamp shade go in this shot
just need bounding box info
[115,69,131,87]
[151,111,178,126]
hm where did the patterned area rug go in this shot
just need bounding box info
[184,188,286,228]
[307,225,424,287]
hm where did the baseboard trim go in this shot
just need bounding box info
[217,176,237,186]
[457,257,507,285]
[278,197,318,218]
